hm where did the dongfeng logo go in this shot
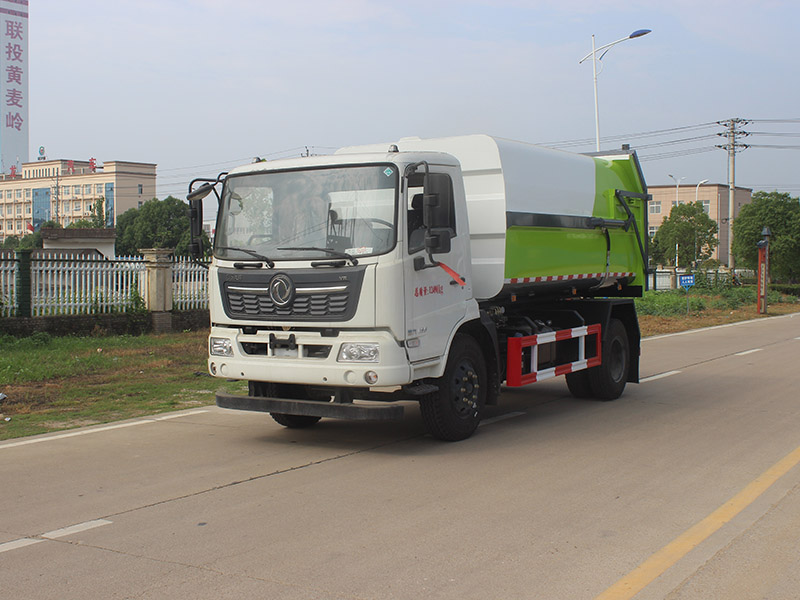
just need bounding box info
[269,273,294,307]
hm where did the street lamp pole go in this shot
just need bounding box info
[695,179,709,205]
[579,29,651,152]
[669,174,686,205]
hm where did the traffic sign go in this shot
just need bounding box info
[679,274,695,290]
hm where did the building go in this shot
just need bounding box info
[41,227,116,259]
[647,184,752,265]
[0,158,156,243]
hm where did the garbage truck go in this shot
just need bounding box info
[188,134,650,441]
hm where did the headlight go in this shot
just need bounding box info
[210,337,234,357]
[337,343,379,363]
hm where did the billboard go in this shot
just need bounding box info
[0,0,28,174]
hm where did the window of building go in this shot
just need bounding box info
[74,201,81,211]
[4,190,10,199]
[15,189,21,198]
[702,200,710,214]
[16,205,21,214]
[648,226,657,238]
[95,184,103,195]
[24,188,30,198]
[62,186,70,197]
[25,206,30,214]
[73,185,81,195]
[649,201,661,214]
[138,184,143,194]
[84,184,92,194]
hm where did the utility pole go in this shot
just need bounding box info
[716,118,749,271]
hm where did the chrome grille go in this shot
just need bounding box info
[226,288,350,318]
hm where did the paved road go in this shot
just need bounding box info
[2,313,800,599]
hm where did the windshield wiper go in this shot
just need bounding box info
[216,246,275,268]
[277,246,358,266]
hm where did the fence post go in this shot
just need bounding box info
[15,248,32,318]
[141,248,174,333]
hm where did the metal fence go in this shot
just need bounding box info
[31,254,146,316]
[173,256,209,310]
[0,256,15,317]
[0,253,209,318]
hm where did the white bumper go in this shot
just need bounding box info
[208,327,412,387]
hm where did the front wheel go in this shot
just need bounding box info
[420,335,486,441]
[249,381,322,429]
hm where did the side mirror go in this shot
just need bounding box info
[425,227,452,255]
[422,173,453,229]
[189,197,203,258]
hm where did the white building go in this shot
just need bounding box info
[0,158,156,243]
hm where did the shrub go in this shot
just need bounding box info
[635,291,706,316]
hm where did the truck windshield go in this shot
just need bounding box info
[215,165,398,261]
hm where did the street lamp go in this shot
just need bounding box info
[668,174,686,206]
[695,179,709,205]
[579,29,651,152]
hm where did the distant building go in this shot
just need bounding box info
[0,159,156,243]
[647,184,752,265]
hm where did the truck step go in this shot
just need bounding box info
[216,392,404,421]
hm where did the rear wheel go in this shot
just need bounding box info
[420,335,486,441]
[587,318,629,400]
[249,381,322,429]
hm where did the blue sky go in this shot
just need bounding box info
[29,0,800,199]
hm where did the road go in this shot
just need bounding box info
[2,313,800,599]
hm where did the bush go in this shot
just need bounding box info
[635,291,706,316]
[770,283,800,298]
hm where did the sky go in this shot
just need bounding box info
[28,0,800,203]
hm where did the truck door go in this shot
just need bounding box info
[403,169,471,363]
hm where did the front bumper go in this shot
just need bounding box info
[208,327,412,388]
[216,392,405,421]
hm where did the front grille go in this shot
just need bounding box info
[219,266,366,322]
[227,289,350,317]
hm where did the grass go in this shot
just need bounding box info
[1,288,798,440]
[635,286,799,336]
[0,330,246,440]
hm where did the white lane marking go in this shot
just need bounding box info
[640,370,681,383]
[480,411,526,426]
[0,519,113,555]
[0,538,42,554]
[154,410,209,421]
[735,348,763,356]
[0,409,210,451]
[41,519,112,539]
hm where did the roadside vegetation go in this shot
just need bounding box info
[0,330,245,440]
[636,282,798,336]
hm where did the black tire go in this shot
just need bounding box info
[249,381,322,429]
[587,318,629,401]
[420,335,486,441]
[269,412,322,428]
[565,370,593,398]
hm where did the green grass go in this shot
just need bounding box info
[636,286,797,317]
[0,330,247,440]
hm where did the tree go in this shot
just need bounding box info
[1,235,20,249]
[116,196,200,256]
[732,191,800,282]
[651,201,719,268]
[89,197,105,228]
